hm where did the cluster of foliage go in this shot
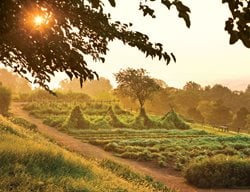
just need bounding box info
[24,101,190,130]
[63,106,90,129]
[0,82,11,116]
[0,0,249,93]
[0,0,192,91]
[115,68,161,113]
[185,155,250,188]
[0,115,173,192]
[119,81,250,133]
[70,127,250,172]
[161,110,190,130]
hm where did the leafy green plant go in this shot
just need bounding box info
[161,110,191,130]
[63,106,90,129]
[185,155,250,188]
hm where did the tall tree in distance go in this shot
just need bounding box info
[114,68,160,115]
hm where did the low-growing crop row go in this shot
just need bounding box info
[87,135,250,171]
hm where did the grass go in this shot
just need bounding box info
[0,115,174,192]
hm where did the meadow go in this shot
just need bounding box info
[0,114,175,192]
[23,101,250,188]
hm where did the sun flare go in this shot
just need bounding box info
[34,15,45,26]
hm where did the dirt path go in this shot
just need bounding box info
[10,102,249,192]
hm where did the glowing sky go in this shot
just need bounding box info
[54,0,250,91]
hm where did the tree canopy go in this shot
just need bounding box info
[114,68,160,112]
[0,0,249,91]
[0,0,191,91]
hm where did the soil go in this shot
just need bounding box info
[10,102,250,192]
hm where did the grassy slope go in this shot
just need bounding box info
[0,115,173,192]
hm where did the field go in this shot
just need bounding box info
[23,101,250,188]
[0,114,175,192]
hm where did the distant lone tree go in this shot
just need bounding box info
[114,68,160,115]
[0,82,11,116]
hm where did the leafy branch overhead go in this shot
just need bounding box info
[223,0,250,47]
[0,0,190,91]
[0,0,249,92]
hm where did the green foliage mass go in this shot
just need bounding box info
[132,108,156,129]
[161,110,191,130]
[185,155,250,188]
[0,83,11,116]
[107,107,127,128]
[90,134,250,172]
[1,0,189,91]
[63,106,90,129]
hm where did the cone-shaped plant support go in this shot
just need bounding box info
[107,106,126,128]
[161,109,190,130]
[133,108,155,129]
[64,106,90,129]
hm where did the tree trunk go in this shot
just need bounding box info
[139,107,147,117]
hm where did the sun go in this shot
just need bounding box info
[34,15,45,26]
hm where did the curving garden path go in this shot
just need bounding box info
[11,102,249,192]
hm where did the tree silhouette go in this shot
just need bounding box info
[223,0,250,47]
[0,0,191,92]
[114,68,160,114]
[0,1,248,91]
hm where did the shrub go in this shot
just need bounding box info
[185,155,250,188]
[63,106,90,129]
[0,83,11,116]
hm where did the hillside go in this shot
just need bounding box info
[0,115,173,192]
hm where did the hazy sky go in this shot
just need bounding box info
[53,0,250,91]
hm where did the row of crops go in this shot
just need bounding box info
[23,101,250,188]
[23,101,191,129]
